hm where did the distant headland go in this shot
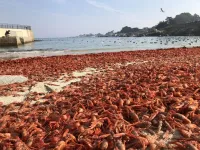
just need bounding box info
[79,12,200,37]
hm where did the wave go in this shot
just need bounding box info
[0,48,70,53]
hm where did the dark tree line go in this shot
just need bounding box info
[156,13,200,30]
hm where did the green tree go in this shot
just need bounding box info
[156,21,168,29]
[166,17,174,24]
[120,26,133,33]
[193,14,200,21]
[174,13,193,24]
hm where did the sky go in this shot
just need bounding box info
[0,0,200,38]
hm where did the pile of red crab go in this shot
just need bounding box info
[0,48,200,149]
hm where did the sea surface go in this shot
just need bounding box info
[1,36,200,59]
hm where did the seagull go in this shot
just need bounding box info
[161,8,165,13]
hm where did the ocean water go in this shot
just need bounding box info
[0,36,200,59]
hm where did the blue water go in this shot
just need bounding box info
[0,36,200,58]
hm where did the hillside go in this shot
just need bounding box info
[79,13,200,37]
[150,13,200,36]
[131,13,200,37]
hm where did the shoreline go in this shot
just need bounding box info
[0,45,199,61]
[0,47,200,149]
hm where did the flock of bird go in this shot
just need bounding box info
[69,37,200,48]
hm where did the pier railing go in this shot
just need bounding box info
[0,23,31,30]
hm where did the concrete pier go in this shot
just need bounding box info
[0,24,34,46]
[0,37,22,46]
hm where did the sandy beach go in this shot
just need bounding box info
[0,47,200,149]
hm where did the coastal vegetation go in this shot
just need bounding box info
[79,13,200,37]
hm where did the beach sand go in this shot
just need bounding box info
[0,47,200,149]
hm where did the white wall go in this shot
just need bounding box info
[0,28,34,42]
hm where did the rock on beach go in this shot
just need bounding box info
[0,75,28,86]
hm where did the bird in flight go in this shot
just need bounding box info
[161,8,165,13]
